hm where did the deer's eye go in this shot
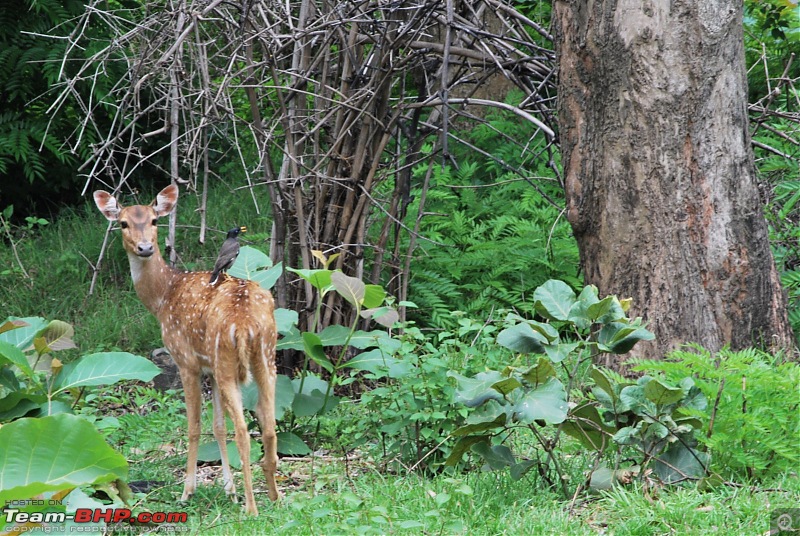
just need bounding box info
[120,221,129,229]
[152,219,158,226]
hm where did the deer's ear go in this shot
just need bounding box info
[153,184,178,217]
[93,191,121,221]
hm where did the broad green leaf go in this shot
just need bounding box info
[681,385,708,412]
[591,368,617,402]
[318,326,401,350]
[349,330,401,352]
[292,390,327,417]
[362,285,386,309]
[33,320,77,354]
[0,316,46,349]
[342,349,398,376]
[0,392,44,421]
[445,436,489,466]
[465,399,506,425]
[52,353,161,394]
[0,414,128,502]
[512,378,568,425]
[0,367,19,391]
[277,432,312,455]
[653,443,710,483]
[534,280,577,321]
[567,285,600,329]
[275,308,299,334]
[543,341,580,363]
[229,247,282,290]
[252,263,283,290]
[586,296,622,322]
[589,466,640,491]
[643,378,684,405]
[277,327,303,350]
[361,307,399,328]
[561,404,611,452]
[619,384,656,415]
[331,271,365,306]
[38,400,73,416]
[0,319,28,336]
[527,320,560,343]
[510,460,537,481]
[275,374,294,419]
[291,375,333,416]
[471,442,515,470]
[588,466,615,491]
[317,324,352,346]
[521,357,556,386]
[452,414,506,436]
[449,370,504,408]
[287,268,333,292]
[0,340,33,377]
[230,245,272,273]
[388,361,415,379]
[597,322,655,354]
[496,323,546,354]
[302,333,333,373]
[619,383,643,409]
[612,425,640,445]
[491,377,522,396]
[643,420,670,441]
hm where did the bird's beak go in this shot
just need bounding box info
[240,226,247,233]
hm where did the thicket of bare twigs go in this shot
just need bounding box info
[50,1,559,349]
[46,1,799,366]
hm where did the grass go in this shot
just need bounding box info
[3,186,799,534]
[93,385,800,535]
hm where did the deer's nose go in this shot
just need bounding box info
[136,242,154,257]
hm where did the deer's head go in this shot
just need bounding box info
[93,185,178,259]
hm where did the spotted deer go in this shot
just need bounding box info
[93,184,280,515]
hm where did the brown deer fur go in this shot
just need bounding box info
[93,184,280,515]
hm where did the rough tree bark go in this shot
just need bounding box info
[553,0,795,362]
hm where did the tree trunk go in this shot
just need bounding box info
[553,0,794,362]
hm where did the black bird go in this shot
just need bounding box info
[210,226,246,284]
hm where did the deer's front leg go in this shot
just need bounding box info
[178,367,203,502]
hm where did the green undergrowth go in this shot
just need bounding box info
[106,386,799,535]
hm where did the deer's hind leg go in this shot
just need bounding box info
[215,365,258,515]
[210,376,237,499]
[251,340,281,502]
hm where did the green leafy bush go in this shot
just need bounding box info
[630,345,800,480]
[443,280,710,496]
[0,413,128,503]
[212,246,405,458]
[0,316,160,423]
[575,369,710,487]
[344,323,497,472]
[0,315,159,531]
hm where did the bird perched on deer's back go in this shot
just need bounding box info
[210,226,246,285]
